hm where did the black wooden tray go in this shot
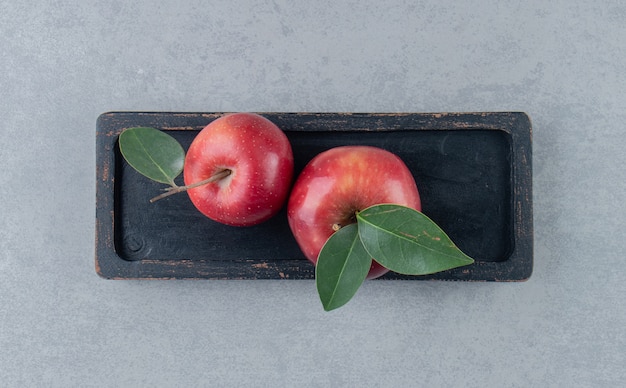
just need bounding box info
[96,112,532,280]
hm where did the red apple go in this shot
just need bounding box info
[183,113,294,226]
[287,145,421,279]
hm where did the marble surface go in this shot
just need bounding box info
[1,1,624,386]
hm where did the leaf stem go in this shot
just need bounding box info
[149,169,232,203]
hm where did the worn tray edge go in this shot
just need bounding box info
[95,111,533,281]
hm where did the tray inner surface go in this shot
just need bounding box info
[114,129,512,264]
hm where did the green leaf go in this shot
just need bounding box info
[356,204,474,275]
[316,224,372,311]
[118,127,185,186]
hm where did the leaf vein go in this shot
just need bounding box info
[130,130,175,186]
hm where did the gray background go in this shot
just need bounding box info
[1,0,624,387]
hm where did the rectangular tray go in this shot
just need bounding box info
[96,112,532,280]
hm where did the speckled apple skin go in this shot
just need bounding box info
[184,113,294,226]
[287,146,421,279]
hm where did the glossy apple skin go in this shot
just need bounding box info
[183,113,294,226]
[287,145,422,279]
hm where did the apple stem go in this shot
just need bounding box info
[149,169,232,203]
